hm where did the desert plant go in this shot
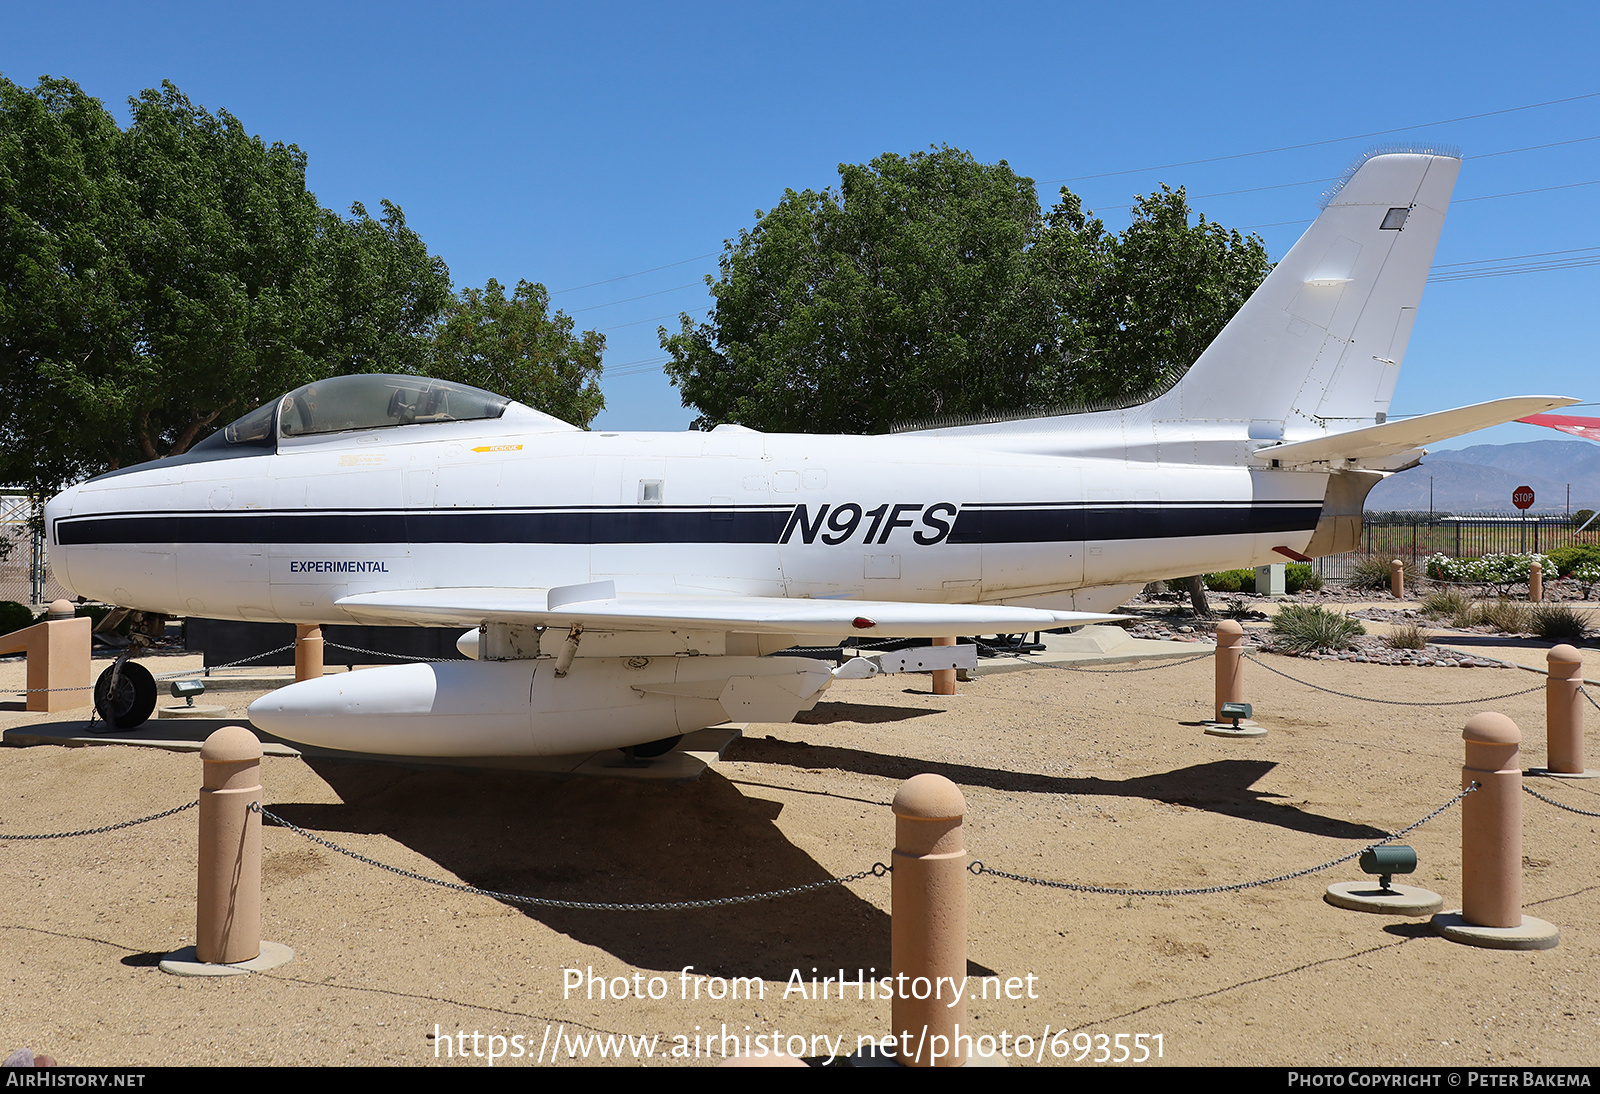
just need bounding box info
[1421,588,1471,620]
[1269,604,1366,653]
[1223,597,1254,620]
[1383,622,1430,650]
[1349,556,1417,592]
[1531,603,1591,640]
[1474,598,1532,634]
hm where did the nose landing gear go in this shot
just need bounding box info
[94,660,157,729]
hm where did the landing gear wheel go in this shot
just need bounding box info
[630,735,682,759]
[94,661,157,729]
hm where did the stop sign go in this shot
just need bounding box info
[1513,485,1535,510]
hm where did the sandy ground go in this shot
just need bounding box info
[1,617,1598,1069]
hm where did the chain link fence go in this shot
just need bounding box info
[0,493,70,607]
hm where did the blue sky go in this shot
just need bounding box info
[5,1,1596,445]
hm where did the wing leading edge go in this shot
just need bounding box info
[335,580,1124,638]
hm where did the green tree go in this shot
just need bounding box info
[0,76,142,496]
[660,146,1271,432]
[431,278,605,428]
[0,76,457,498]
[661,147,1059,433]
[1051,184,1272,404]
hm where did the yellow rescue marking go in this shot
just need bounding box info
[472,444,523,453]
[337,455,388,467]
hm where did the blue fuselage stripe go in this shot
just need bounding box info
[55,502,1323,547]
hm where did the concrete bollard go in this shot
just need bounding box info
[1390,559,1405,599]
[892,774,967,1067]
[197,726,264,965]
[1213,620,1244,721]
[1529,560,1543,603]
[1544,645,1587,775]
[931,636,957,696]
[1432,713,1557,948]
[1459,713,1522,929]
[294,624,324,682]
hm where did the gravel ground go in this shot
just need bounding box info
[2,634,1598,1069]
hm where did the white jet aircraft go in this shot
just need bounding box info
[44,151,1576,757]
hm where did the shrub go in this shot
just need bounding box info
[1204,569,1255,594]
[1546,544,1600,577]
[1572,562,1600,599]
[1284,562,1322,593]
[1269,604,1366,653]
[1204,564,1322,594]
[70,603,133,636]
[1531,603,1591,640]
[0,601,37,636]
[1425,552,1553,588]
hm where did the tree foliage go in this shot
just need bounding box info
[431,278,605,428]
[660,146,1271,432]
[0,75,603,504]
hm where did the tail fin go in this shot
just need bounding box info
[918,150,1574,466]
[1147,150,1460,430]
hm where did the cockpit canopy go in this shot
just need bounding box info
[196,374,514,455]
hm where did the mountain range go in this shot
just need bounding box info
[1364,439,1600,515]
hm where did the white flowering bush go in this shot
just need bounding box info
[1425,552,1553,588]
[1573,562,1600,599]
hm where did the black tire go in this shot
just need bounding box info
[630,734,682,759]
[94,661,158,730]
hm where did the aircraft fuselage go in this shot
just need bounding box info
[47,416,1325,625]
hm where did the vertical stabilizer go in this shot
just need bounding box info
[1147,151,1460,435]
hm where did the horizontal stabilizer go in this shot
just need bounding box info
[336,587,1123,638]
[1254,396,1579,465]
[1518,412,1600,443]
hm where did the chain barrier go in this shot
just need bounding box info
[7,642,298,697]
[0,799,196,840]
[168,642,298,679]
[1242,652,1544,707]
[253,803,886,911]
[1522,784,1600,818]
[972,639,1214,674]
[970,783,1477,897]
[1583,686,1600,712]
[324,641,464,664]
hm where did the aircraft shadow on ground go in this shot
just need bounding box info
[281,758,891,978]
[794,701,942,725]
[728,737,1389,841]
[1428,634,1575,652]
